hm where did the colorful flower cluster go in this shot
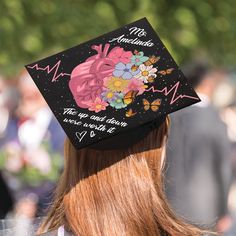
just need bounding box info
[87,48,158,113]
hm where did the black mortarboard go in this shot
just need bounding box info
[25,18,200,150]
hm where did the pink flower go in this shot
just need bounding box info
[108,47,133,64]
[124,78,146,95]
[88,97,108,113]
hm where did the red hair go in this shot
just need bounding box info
[38,117,204,235]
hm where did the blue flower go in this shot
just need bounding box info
[131,51,149,66]
[113,62,140,80]
[109,93,127,109]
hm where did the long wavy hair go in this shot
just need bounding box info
[38,117,203,235]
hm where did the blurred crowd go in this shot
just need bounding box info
[0,64,236,235]
[165,63,236,235]
[0,71,65,232]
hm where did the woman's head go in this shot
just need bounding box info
[38,117,202,235]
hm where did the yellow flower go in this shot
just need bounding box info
[104,77,129,92]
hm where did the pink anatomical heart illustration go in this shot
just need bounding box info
[69,44,133,109]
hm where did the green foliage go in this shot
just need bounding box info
[0,0,235,77]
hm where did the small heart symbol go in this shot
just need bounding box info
[75,131,87,142]
[90,131,96,138]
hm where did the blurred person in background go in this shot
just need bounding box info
[0,170,14,219]
[0,70,65,223]
[0,76,9,145]
[221,97,236,235]
[16,70,65,154]
[0,75,15,219]
[221,99,236,178]
[0,75,19,148]
[164,63,232,234]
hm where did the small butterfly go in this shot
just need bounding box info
[134,49,141,56]
[131,65,139,72]
[147,75,156,83]
[125,108,137,118]
[144,56,160,66]
[158,68,174,75]
[143,98,162,112]
[123,90,138,105]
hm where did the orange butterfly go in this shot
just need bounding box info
[147,75,155,83]
[144,56,160,66]
[123,90,138,105]
[131,65,139,72]
[125,108,137,118]
[143,98,162,112]
[158,68,174,75]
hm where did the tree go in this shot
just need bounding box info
[0,0,235,77]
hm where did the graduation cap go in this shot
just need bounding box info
[25,18,200,150]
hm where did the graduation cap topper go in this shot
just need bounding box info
[25,18,200,150]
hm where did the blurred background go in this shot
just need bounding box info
[0,0,235,235]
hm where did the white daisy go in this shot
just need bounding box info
[135,64,157,83]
